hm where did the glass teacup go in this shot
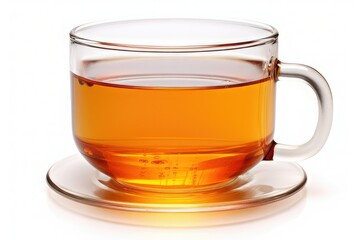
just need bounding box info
[70,19,332,192]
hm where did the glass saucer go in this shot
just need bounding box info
[46,155,306,213]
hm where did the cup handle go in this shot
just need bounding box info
[265,61,333,161]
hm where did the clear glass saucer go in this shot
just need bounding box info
[46,155,306,213]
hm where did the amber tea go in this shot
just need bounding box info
[72,57,275,190]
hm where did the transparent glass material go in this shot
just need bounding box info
[47,19,332,213]
[274,62,333,160]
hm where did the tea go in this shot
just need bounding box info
[72,57,275,190]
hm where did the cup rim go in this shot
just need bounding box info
[70,18,279,53]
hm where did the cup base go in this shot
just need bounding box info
[113,176,240,194]
[46,154,306,213]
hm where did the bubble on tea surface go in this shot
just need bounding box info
[77,79,85,85]
[76,76,93,87]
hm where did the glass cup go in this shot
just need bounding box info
[70,19,332,192]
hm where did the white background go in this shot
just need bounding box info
[1,0,358,239]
